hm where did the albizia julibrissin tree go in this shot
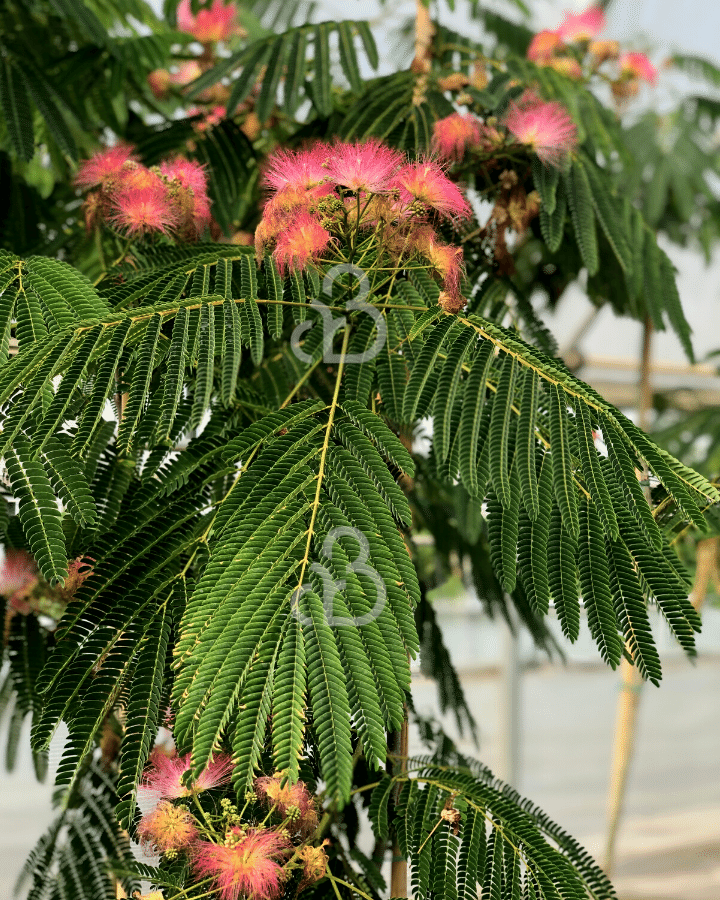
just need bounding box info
[0,2,717,899]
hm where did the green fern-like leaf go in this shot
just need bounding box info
[6,439,67,584]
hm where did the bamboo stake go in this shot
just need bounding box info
[390,713,409,896]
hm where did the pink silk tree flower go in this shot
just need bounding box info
[324,139,404,192]
[272,213,332,275]
[0,549,38,614]
[557,6,606,43]
[160,158,208,195]
[391,160,472,220]
[620,52,658,85]
[169,60,203,87]
[75,145,137,189]
[148,69,172,98]
[505,94,577,167]
[142,749,233,798]
[432,113,482,162]
[138,801,198,853]
[527,29,564,63]
[192,828,291,900]
[160,158,212,233]
[255,774,319,835]
[261,146,330,194]
[589,39,620,65]
[412,227,465,307]
[121,165,166,193]
[110,183,177,237]
[176,0,240,43]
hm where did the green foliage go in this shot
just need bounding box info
[372,754,617,900]
[3,3,720,898]
[17,762,138,900]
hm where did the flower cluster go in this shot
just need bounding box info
[526,4,658,97]
[432,92,577,171]
[255,139,472,311]
[505,92,578,167]
[0,549,93,619]
[137,759,328,900]
[75,146,211,241]
[176,0,244,45]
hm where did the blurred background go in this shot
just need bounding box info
[2,1,719,899]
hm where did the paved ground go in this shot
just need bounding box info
[2,655,718,899]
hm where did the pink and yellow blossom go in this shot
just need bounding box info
[272,213,332,275]
[142,749,233,798]
[0,549,38,614]
[391,159,472,220]
[589,39,620,65]
[324,139,403,192]
[262,146,329,194]
[160,158,212,234]
[432,113,481,162]
[192,828,291,900]
[547,57,584,80]
[138,801,198,853]
[169,60,203,87]
[176,0,240,43]
[75,145,137,189]
[255,774,319,835]
[557,6,606,43]
[413,227,464,306]
[527,30,563,64]
[110,184,177,237]
[148,69,172,98]
[505,93,577,167]
[620,52,658,85]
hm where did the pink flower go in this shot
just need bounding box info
[121,165,165,193]
[262,146,329,194]
[325,139,403,193]
[193,828,291,900]
[75,145,137,189]
[160,158,212,234]
[60,557,94,600]
[0,549,38,614]
[432,113,481,162]
[589,39,620,65]
[176,0,240,43]
[391,159,472,220]
[169,60,203,87]
[527,30,563,63]
[255,774,319,836]
[272,213,332,274]
[160,158,208,196]
[142,749,233,798]
[110,183,177,237]
[148,69,172,98]
[557,6,606,43]
[505,93,577,167]
[138,801,198,853]
[620,52,658,85]
[412,227,464,306]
